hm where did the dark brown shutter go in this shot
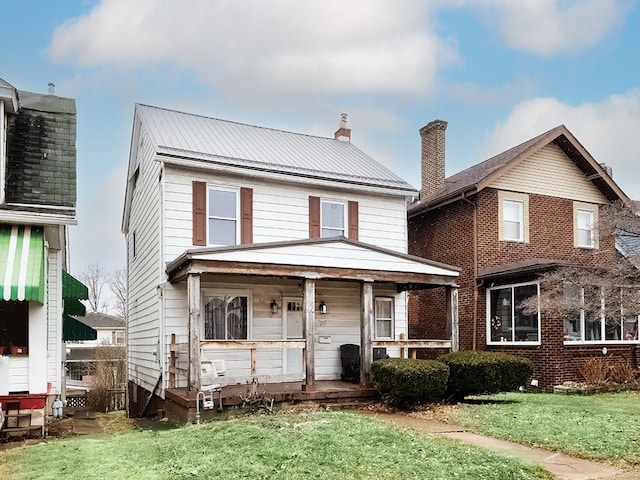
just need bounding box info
[240,187,253,244]
[192,181,206,246]
[309,196,320,238]
[348,201,359,240]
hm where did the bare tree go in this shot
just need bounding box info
[81,263,109,313]
[108,268,127,319]
[520,201,640,328]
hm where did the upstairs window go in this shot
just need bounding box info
[321,200,346,237]
[575,206,597,249]
[193,182,252,247]
[208,187,239,246]
[498,191,529,243]
[503,201,523,241]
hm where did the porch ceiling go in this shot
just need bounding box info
[166,237,459,288]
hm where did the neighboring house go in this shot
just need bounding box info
[66,312,125,387]
[123,106,460,417]
[408,120,634,389]
[0,78,89,436]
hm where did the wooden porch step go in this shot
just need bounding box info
[1,425,43,438]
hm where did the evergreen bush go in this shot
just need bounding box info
[438,350,533,401]
[371,358,449,408]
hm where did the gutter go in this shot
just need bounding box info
[461,191,478,350]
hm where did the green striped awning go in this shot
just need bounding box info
[63,314,97,342]
[0,225,44,303]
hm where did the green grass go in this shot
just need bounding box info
[1,410,551,480]
[449,391,640,467]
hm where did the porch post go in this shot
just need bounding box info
[446,286,459,352]
[302,278,316,391]
[360,281,374,385]
[187,273,201,392]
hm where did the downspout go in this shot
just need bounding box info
[461,192,478,350]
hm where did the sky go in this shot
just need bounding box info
[3,0,640,285]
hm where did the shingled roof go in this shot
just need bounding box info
[4,89,77,213]
[409,124,629,216]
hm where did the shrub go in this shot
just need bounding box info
[579,357,610,385]
[438,351,533,401]
[371,358,449,408]
[608,361,638,384]
[86,344,126,413]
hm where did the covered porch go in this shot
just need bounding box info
[164,237,460,408]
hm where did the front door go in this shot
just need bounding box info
[284,299,303,374]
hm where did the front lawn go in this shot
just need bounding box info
[444,391,640,467]
[1,410,551,480]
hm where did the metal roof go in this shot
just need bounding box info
[135,103,415,194]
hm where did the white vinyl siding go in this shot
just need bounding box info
[126,127,164,393]
[162,167,409,261]
[490,144,608,204]
[163,278,407,386]
[573,201,598,249]
[46,248,62,393]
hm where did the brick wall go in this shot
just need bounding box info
[409,187,623,388]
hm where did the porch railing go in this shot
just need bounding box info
[167,334,306,388]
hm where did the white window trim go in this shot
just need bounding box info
[498,191,529,243]
[486,281,540,346]
[207,185,240,246]
[374,296,394,340]
[321,199,348,238]
[573,202,599,249]
[564,286,639,344]
[201,288,253,340]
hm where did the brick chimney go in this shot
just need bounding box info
[334,113,351,141]
[419,119,447,198]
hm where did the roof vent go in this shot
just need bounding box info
[48,82,55,94]
[334,113,351,142]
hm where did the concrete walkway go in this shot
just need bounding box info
[362,412,637,480]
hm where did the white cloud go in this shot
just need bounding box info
[468,0,630,56]
[69,165,127,274]
[48,0,458,100]
[481,89,640,199]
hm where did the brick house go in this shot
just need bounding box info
[408,120,635,389]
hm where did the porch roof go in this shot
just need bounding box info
[477,258,575,282]
[166,237,460,288]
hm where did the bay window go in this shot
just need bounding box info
[563,285,640,343]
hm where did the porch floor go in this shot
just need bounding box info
[165,380,379,414]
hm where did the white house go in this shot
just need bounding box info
[0,78,88,436]
[122,106,460,417]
